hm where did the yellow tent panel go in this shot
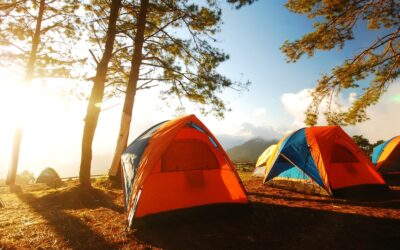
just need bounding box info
[255,144,277,168]
[253,144,277,177]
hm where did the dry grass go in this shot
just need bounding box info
[0,178,144,249]
[1,174,400,249]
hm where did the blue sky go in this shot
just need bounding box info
[0,0,399,178]
[216,0,386,121]
[214,1,337,126]
[199,0,400,139]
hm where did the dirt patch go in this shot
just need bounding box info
[1,175,400,249]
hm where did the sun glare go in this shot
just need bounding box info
[0,83,26,125]
[0,68,76,177]
[0,69,24,178]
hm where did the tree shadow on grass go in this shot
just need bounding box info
[30,185,125,212]
[247,187,400,210]
[133,202,400,249]
[16,186,124,250]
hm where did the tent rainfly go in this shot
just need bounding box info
[263,126,387,197]
[121,114,248,228]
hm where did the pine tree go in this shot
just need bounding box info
[79,0,250,182]
[107,0,250,177]
[352,135,385,156]
[79,0,122,187]
[281,0,400,126]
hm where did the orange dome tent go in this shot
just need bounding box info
[263,126,387,196]
[121,115,248,228]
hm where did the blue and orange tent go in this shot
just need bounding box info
[372,136,400,176]
[263,126,386,196]
[121,115,248,228]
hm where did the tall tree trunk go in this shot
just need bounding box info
[108,0,149,177]
[6,0,45,186]
[79,0,122,187]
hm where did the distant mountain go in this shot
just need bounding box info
[227,137,278,163]
[215,134,247,149]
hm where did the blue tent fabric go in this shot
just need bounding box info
[188,122,219,148]
[277,164,312,181]
[267,155,311,181]
[372,138,395,164]
[266,128,326,189]
[122,121,167,207]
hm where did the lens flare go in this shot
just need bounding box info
[392,94,400,103]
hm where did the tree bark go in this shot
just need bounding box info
[6,0,45,186]
[108,0,149,177]
[79,0,122,187]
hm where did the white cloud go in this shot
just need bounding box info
[281,88,313,128]
[214,122,283,149]
[281,81,400,143]
[281,87,358,129]
[238,122,283,139]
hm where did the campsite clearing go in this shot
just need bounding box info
[1,174,400,249]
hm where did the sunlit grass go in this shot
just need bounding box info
[0,178,128,249]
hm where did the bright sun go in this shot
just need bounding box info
[0,68,73,177]
[0,66,122,179]
[0,69,57,131]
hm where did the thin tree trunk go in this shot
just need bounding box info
[6,0,45,186]
[108,0,149,177]
[79,0,122,187]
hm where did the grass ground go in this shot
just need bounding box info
[1,173,400,249]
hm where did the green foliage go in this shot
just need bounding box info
[352,134,384,156]
[86,0,250,118]
[0,0,86,79]
[282,0,400,126]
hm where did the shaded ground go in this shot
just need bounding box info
[1,174,400,249]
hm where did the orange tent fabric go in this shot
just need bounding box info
[122,115,248,227]
[306,126,385,191]
[264,126,386,196]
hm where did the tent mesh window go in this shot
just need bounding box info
[161,139,220,172]
[331,144,359,163]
